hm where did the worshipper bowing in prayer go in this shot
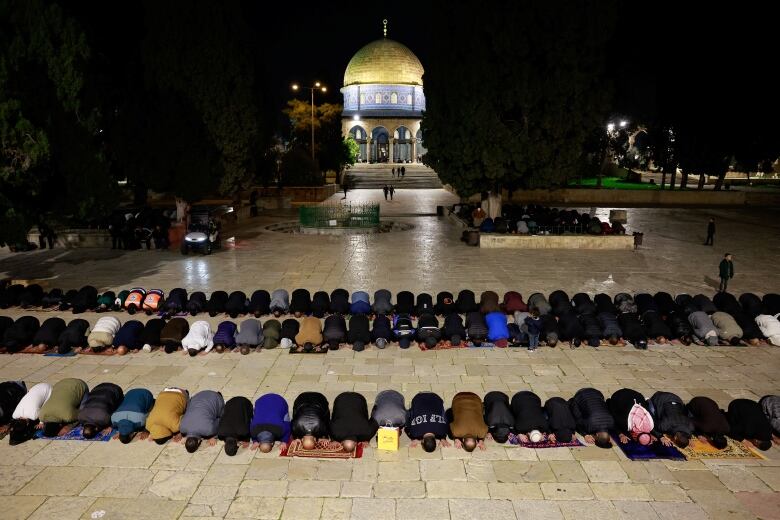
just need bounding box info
[146,387,189,444]
[511,391,550,443]
[568,387,614,448]
[395,290,416,315]
[30,317,66,353]
[544,397,577,443]
[727,398,773,451]
[181,320,214,356]
[225,291,248,319]
[372,290,393,316]
[280,318,300,349]
[311,291,331,318]
[8,382,51,445]
[3,316,40,353]
[416,293,434,317]
[218,396,253,456]
[447,391,489,451]
[710,311,744,346]
[393,313,416,349]
[330,392,378,453]
[485,311,510,347]
[688,310,720,346]
[291,392,330,450]
[687,396,730,449]
[371,390,407,430]
[465,311,488,346]
[111,388,155,443]
[405,392,450,452]
[0,380,27,428]
[206,290,229,317]
[350,291,372,315]
[261,319,281,349]
[323,314,348,351]
[527,292,552,316]
[77,382,124,439]
[112,320,145,355]
[186,291,207,316]
[759,395,780,440]
[248,290,271,317]
[213,320,237,353]
[269,289,289,317]
[289,289,312,317]
[180,390,225,452]
[39,378,89,437]
[416,314,442,349]
[483,391,514,444]
[371,314,393,349]
[434,291,457,316]
[649,391,695,448]
[456,290,479,314]
[502,291,528,314]
[348,313,372,352]
[249,393,291,453]
[295,316,324,352]
[235,319,263,355]
[329,288,350,315]
[58,318,90,354]
[441,313,466,347]
[85,316,121,354]
[160,317,190,354]
[607,388,670,446]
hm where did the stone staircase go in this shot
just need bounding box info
[345,164,443,189]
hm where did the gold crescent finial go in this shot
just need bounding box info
[383,19,388,38]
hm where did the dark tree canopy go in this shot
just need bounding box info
[421,0,617,197]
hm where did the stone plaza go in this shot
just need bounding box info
[1,189,779,520]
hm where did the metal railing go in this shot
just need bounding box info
[299,203,380,228]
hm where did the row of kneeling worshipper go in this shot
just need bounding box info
[3,290,780,355]
[1,380,779,455]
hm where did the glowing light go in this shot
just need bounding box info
[291,84,299,91]
[353,115,360,121]
[620,120,628,127]
[314,81,321,88]
[607,123,615,132]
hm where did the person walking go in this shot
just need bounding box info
[382,185,389,201]
[401,166,406,178]
[718,253,734,292]
[391,167,395,177]
[389,185,395,201]
[704,218,715,245]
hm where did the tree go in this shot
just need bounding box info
[141,0,267,195]
[421,0,617,205]
[279,147,321,187]
[284,99,352,176]
[0,0,117,245]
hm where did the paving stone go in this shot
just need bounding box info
[512,499,564,520]
[225,496,285,519]
[350,497,395,520]
[0,496,47,520]
[581,460,630,483]
[340,481,372,498]
[80,468,154,498]
[426,481,490,499]
[316,460,354,481]
[146,470,203,500]
[287,458,321,479]
[25,440,90,467]
[0,439,48,466]
[449,498,516,520]
[686,489,756,520]
[465,459,498,482]
[80,497,185,520]
[733,491,780,520]
[590,483,651,501]
[189,485,238,504]
[0,465,43,495]
[321,498,352,520]
[549,460,589,482]
[373,481,425,498]
[200,462,249,487]
[420,459,466,481]
[540,482,595,500]
[645,484,690,502]
[70,439,164,469]
[377,461,420,481]
[27,496,96,520]
[237,479,288,497]
[287,480,341,497]
[651,501,710,520]
[487,482,543,500]
[245,458,290,480]
[711,465,772,492]
[557,500,620,520]
[613,501,661,520]
[749,466,780,491]
[17,466,101,496]
[673,469,728,491]
[395,498,449,520]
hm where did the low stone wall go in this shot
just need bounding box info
[28,229,111,249]
[507,188,780,207]
[254,184,338,203]
[479,234,634,250]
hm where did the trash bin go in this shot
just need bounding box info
[436,205,444,216]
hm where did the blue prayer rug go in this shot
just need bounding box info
[35,425,115,442]
[611,432,685,460]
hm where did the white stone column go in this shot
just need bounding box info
[412,139,417,163]
[389,138,394,163]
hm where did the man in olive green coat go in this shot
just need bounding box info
[39,378,89,437]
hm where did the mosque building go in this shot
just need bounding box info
[341,21,426,164]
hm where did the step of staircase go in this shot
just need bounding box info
[346,165,443,189]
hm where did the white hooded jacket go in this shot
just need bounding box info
[181,320,214,352]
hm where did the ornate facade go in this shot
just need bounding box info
[341,25,426,163]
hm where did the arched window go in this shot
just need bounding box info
[375,93,382,104]
[391,92,398,104]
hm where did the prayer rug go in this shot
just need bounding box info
[611,433,685,460]
[43,351,77,357]
[678,437,765,460]
[419,342,467,351]
[507,433,584,448]
[35,425,115,442]
[280,438,363,459]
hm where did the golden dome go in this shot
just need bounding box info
[343,38,424,87]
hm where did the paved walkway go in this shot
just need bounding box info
[1,189,779,519]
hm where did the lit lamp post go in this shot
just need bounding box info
[291,81,327,162]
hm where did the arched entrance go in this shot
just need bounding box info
[393,126,412,163]
[415,129,427,162]
[348,125,368,162]
[371,126,389,163]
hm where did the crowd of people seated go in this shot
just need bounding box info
[1,380,777,456]
[2,284,780,355]
[452,203,627,236]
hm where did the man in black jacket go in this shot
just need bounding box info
[291,392,330,450]
[225,291,247,319]
[405,392,450,452]
[727,399,772,451]
[649,391,694,448]
[416,314,441,349]
[441,314,466,346]
[687,396,730,449]
[323,315,347,350]
[607,388,670,446]
[511,391,549,443]
[289,289,311,318]
[544,397,576,443]
[330,392,378,452]
[347,314,371,352]
[568,388,614,448]
[558,311,584,348]
[371,314,392,349]
[483,391,514,444]
[311,291,330,318]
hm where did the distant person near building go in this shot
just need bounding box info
[382,185,389,200]
[719,253,734,292]
[389,185,395,201]
[705,218,715,246]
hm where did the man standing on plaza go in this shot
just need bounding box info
[705,218,715,245]
[382,185,389,200]
[719,253,734,292]
[389,185,395,200]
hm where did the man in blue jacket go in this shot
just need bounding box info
[250,393,291,453]
[112,388,155,444]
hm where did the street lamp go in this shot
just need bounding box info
[291,81,327,162]
[619,120,628,128]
